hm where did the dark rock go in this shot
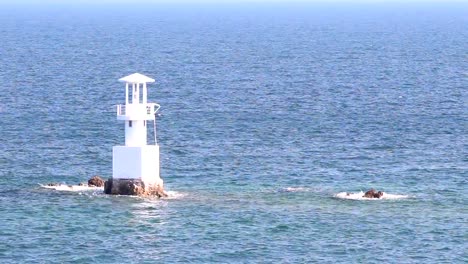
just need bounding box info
[374,191,384,198]
[104,178,167,198]
[47,183,60,186]
[104,178,113,194]
[88,176,105,187]
[363,189,376,198]
[363,189,384,199]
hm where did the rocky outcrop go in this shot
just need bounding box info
[363,189,384,198]
[104,178,167,198]
[44,176,166,197]
[363,189,376,198]
[88,176,105,187]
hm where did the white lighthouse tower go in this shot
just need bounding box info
[105,73,165,196]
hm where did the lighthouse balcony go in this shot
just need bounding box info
[116,103,160,120]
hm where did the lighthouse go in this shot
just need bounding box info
[104,73,166,197]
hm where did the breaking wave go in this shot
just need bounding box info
[40,184,186,200]
[163,191,187,200]
[335,191,409,200]
[39,184,104,192]
[280,187,311,192]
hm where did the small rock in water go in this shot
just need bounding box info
[104,178,167,198]
[374,191,383,198]
[88,176,105,187]
[363,189,384,198]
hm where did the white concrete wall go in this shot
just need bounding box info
[141,145,160,184]
[125,120,147,146]
[113,145,160,184]
[113,146,142,179]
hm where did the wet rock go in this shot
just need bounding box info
[104,179,113,194]
[88,176,105,187]
[47,183,60,186]
[104,178,167,198]
[363,189,376,198]
[363,189,384,199]
[374,191,384,198]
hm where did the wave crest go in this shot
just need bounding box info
[40,184,103,192]
[163,191,187,199]
[335,191,409,200]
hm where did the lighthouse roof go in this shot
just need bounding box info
[119,73,155,84]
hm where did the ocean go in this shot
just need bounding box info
[0,2,466,263]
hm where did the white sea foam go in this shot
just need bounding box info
[40,184,104,192]
[281,187,310,192]
[335,191,409,200]
[40,184,186,200]
[163,191,187,199]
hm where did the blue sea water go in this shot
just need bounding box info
[0,2,467,263]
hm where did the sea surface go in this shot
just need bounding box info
[0,2,467,263]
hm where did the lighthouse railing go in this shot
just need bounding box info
[116,103,160,120]
[117,104,126,116]
[145,103,160,116]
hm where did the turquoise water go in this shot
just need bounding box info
[0,2,467,263]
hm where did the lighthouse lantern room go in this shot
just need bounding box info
[111,73,163,189]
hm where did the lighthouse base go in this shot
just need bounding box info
[104,178,167,197]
